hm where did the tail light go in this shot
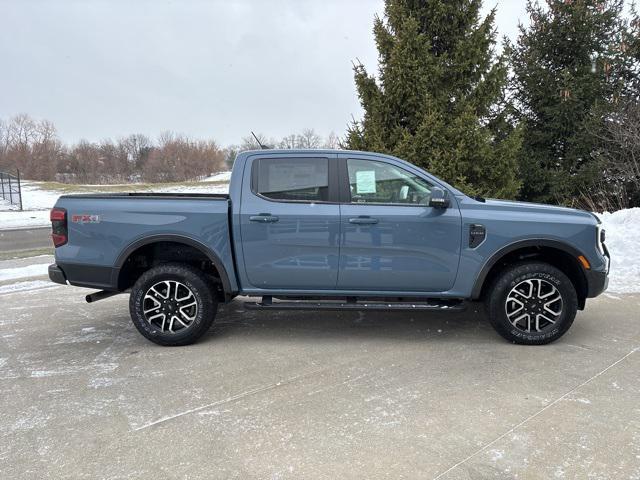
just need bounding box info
[50,207,68,247]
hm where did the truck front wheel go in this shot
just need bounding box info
[486,262,578,345]
[129,263,217,346]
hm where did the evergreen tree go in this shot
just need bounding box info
[628,7,640,95]
[509,0,636,204]
[346,0,522,199]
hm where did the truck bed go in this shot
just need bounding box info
[52,194,235,292]
[60,192,229,199]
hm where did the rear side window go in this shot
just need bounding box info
[255,157,329,202]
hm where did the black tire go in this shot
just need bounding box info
[486,262,578,345]
[129,263,217,346]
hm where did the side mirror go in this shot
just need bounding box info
[429,187,450,209]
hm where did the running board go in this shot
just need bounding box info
[244,296,466,312]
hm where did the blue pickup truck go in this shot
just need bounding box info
[48,149,609,346]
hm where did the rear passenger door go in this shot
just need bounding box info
[239,153,341,290]
[337,156,462,292]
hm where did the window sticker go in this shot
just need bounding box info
[355,170,376,194]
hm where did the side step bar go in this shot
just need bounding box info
[244,296,466,312]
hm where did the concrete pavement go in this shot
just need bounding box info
[0,261,638,479]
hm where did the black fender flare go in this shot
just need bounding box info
[112,234,233,297]
[471,238,588,300]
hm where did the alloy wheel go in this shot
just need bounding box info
[142,280,198,334]
[505,278,563,333]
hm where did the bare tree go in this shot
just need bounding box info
[31,119,61,180]
[120,134,152,173]
[0,119,6,149]
[240,132,273,150]
[0,114,63,179]
[279,134,298,149]
[7,113,37,148]
[142,132,225,182]
[223,146,238,169]
[277,129,339,150]
[297,128,322,149]
[323,131,340,149]
[0,119,7,169]
[603,98,640,204]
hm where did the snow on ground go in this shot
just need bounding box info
[0,280,59,295]
[156,182,229,195]
[0,210,50,229]
[0,263,49,282]
[1,181,88,228]
[0,181,64,212]
[596,207,640,294]
[203,171,232,182]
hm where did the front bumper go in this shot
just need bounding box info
[586,244,609,298]
[586,269,608,297]
[48,264,67,285]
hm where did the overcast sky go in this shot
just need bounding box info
[0,0,528,146]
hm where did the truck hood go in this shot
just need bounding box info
[478,198,598,223]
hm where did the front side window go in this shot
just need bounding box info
[347,159,432,205]
[256,157,329,202]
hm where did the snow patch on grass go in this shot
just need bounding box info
[0,263,49,281]
[156,183,229,195]
[0,210,50,229]
[203,171,232,182]
[0,182,63,212]
[0,280,58,295]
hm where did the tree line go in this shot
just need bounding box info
[0,114,226,184]
[0,114,339,184]
[347,0,640,210]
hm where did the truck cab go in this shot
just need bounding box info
[234,151,461,294]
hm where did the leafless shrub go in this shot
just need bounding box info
[590,97,640,209]
[570,181,629,213]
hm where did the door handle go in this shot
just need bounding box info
[250,214,279,223]
[349,216,379,225]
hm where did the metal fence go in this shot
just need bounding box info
[0,170,23,211]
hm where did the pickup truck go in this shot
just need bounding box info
[48,149,609,346]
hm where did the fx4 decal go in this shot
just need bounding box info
[71,214,101,224]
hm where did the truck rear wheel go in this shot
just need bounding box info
[129,263,217,346]
[486,262,578,345]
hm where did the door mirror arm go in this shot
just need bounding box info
[428,187,450,209]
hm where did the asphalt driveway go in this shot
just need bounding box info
[0,259,638,479]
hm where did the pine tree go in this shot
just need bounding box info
[346,0,522,199]
[510,0,636,204]
[628,7,640,95]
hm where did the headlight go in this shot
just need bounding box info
[596,225,606,255]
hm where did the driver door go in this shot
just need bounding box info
[337,156,461,292]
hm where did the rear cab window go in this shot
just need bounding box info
[253,157,329,202]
